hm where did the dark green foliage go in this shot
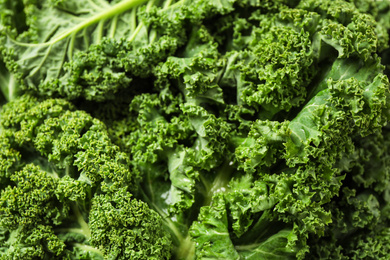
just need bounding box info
[0,95,169,258]
[90,189,172,259]
[0,0,390,259]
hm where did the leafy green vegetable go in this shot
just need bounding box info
[1,0,390,259]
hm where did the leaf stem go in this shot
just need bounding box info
[109,16,118,38]
[73,243,104,257]
[73,203,91,239]
[203,160,234,206]
[8,74,15,101]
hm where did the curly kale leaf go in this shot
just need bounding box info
[308,128,390,259]
[0,0,186,100]
[0,164,102,259]
[89,189,172,260]
[0,0,390,259]
[0,95,139,191]
[0,95,170,259]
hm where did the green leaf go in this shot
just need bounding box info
[237,229,297,260]
[190,194,240,260]
[0,0,155,98]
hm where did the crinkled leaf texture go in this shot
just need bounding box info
[0,0,390,259]
[0,0,186,100]
[0,95,172,259]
